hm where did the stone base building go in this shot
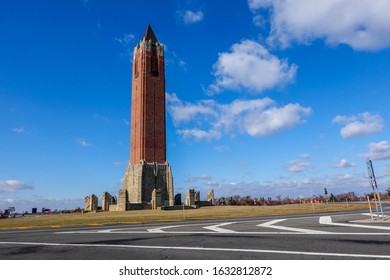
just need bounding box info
[123,160,174,207]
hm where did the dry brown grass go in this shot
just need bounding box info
[0,203,370,230]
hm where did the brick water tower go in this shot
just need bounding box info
[123,25,174,207]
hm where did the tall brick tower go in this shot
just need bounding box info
[123,25,174,208]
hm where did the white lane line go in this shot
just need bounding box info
[319,216,390,230]
[258,219,329,234]
[203,222,237,233]
[1,241,390,259]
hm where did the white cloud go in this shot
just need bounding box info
[167,94,312,141]
[181,10,204,25]
[77,138,91,147]
[243,103,311,137]
[0,180,33,194]
[299,153,311,159]
[93,113,110,123]
[359,141,390,160]
[334,159,357,168]
[114,33,135,61]
[114,33,134,45]
[12,127,25,133]
[248,0,272,12]
[336,173,354,181]
[249,0,390,51]
[332,112,383,138]
[215,146,229,153]
[205,181,220,188]
[177,128,221,142]
[178,59,187,71]
[287,160,311,172]
[185,174,212,183]
[209,40,297,94]
[167,93,217,125]
[252,15,266,27]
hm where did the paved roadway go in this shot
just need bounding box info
[0,207,389,260]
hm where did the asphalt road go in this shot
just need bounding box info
[0,208,389,260]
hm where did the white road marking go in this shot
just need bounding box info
[319,216,390,230]
[361,213,387,219]
[96,229,113,233]
[147,221,240,233]
[1,241,390,259]
[147,225,183,233]
[258,219,329,234]
[203,222,237,233]
[54,215,390,235]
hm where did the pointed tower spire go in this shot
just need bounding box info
[143,24,158,44]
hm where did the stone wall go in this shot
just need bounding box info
[108,204,118,212]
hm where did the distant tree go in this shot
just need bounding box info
[217,197,226,205]
[283,196,293,204]
[243,196,253,206]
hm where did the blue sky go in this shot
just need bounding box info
[1,0,390,212]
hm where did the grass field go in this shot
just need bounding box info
[0,203,372,230]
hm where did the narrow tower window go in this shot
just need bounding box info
[134,57,139,78]
[151,45,159,77]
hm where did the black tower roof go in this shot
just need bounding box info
[143,24,158,44]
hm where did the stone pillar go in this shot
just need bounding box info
[195,191,200,203]
[84,194,98,212]
[186,189,195,206]
[151,188,162,209]
[207,189,215,205]
[102,192,113,211]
